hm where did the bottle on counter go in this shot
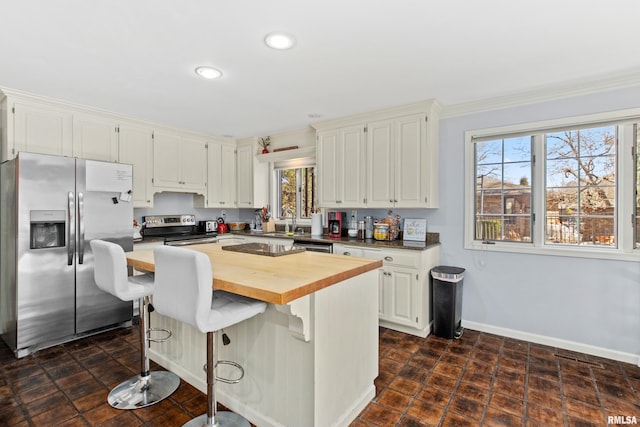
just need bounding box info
[357,220,365,240]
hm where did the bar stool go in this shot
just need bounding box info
[153,245,267,427]
[90,239,180,409]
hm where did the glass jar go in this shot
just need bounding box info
[373,223,390,241]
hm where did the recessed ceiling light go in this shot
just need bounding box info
[264,32,296,50]
[195,66,222,79]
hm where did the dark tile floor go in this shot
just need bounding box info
[354,328,640,427]
[1,325,638,426]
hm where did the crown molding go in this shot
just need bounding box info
[440,72,640,119]
[312,99,442,131]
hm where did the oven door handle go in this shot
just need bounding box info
[165,238,218,246]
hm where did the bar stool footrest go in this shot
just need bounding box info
[203,360,245,384]
[147,327,172,343]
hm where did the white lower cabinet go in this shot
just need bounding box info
[334,243,440,337]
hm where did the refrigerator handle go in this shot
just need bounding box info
[78,192,85,264]
[68,191,75,265]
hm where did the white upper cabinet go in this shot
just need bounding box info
[118,122,153,207]
[235,138,269,209]
[366,119,395,207]
[367,113,425,208]
[317,125,366,208]
[72,112,119,162]
[206,139,236,207]
[236,143,253,207]
[313,99,440,209]
[316,130,339,206]
[153,129,207,193]
[7,99,73,160]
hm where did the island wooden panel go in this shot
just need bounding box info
[126,243,382,305]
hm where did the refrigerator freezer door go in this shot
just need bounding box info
[75,160,134,334]
[16,153,77,349]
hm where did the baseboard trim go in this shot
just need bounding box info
[462,320,640,366]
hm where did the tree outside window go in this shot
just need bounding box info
[276,166,316,220]
[545,126,616,247]
[474,136,532,242]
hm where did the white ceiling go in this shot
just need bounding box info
[2,0,640,139]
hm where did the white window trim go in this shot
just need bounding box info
[464,107,640,261]
[270,158,316,225]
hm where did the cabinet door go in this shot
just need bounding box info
[339,125,366,207]
[206,141,236,207]
[206,140,223,206]
[366,119,395,207]
[72,112,119,162]
[153,130,182,188]
[379,270,387,320]
[393,114,423,207]
[316,130,340,207]
[236,143,253,207]
[118,123,153,207]
[386,266,417,327]
[12,101,73,158]
[220,144,236,205]
[179,136,207,190]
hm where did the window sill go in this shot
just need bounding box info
[465,240,640,262]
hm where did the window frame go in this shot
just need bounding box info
[464,108,640,261]
[271,159,316,225]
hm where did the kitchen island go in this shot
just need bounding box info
[126,243,382,427]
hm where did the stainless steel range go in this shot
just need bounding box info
[143,214,218,246]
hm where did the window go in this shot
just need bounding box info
[465,108,640,260]
[275,166,316,221]
[545,126,616,246]
[475,136,532,242]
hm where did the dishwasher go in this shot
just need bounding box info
[293,240,333,253]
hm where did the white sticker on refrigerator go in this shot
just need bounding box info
[85,161,132,192]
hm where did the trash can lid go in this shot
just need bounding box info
[431,265,465,282]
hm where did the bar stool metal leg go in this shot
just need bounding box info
[183,331,250,427]
[107,296,180,410]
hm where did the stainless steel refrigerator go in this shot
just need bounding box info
[1,152,134,357]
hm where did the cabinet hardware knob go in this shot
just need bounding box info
[384,256,393,261]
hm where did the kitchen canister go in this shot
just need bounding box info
[311,213,323,236]
[364,216,373,239]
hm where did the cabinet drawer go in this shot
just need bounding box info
[362,248,418,268]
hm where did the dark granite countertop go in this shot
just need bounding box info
[230,230,440,251]
[135,230,440,251]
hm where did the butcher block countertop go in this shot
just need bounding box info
[126,243,382,305]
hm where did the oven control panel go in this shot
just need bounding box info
[144,214,196,228]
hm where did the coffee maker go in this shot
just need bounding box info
[327,212,347,237]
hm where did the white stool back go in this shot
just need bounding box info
[153,245,266,333]
[90,239,153,301]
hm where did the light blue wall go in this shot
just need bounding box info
[429,86,640,357]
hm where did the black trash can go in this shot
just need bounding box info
[431,266,465,339]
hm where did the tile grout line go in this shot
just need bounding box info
[478,336,503,427]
